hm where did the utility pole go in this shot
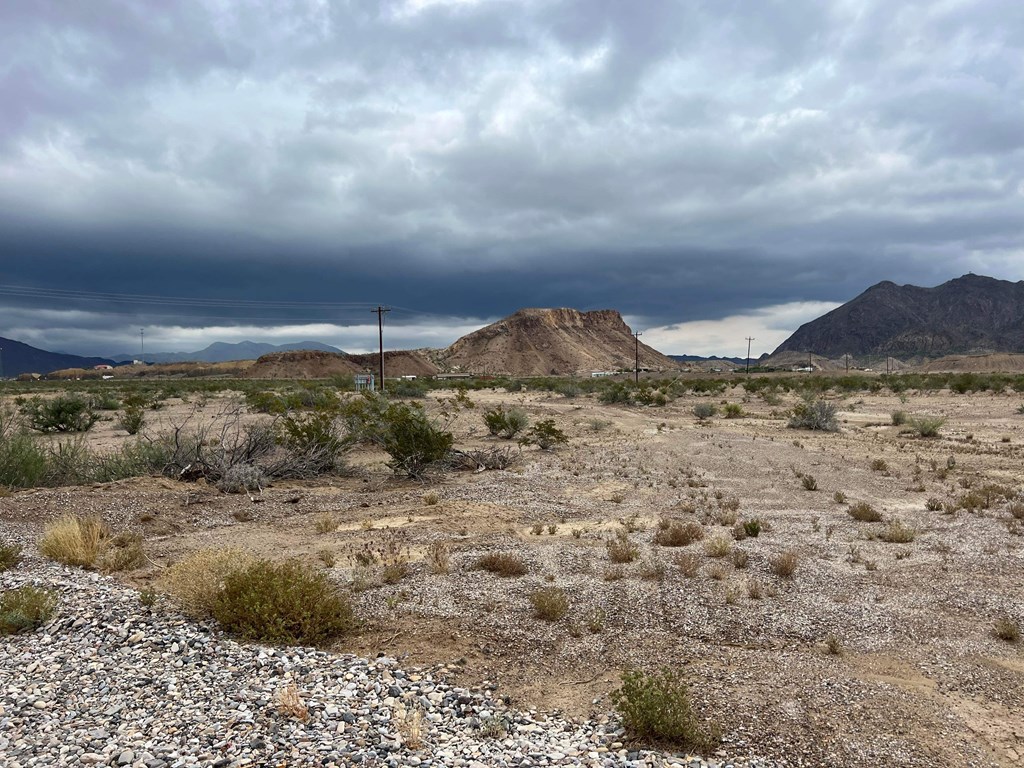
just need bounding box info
[745,337,755,374]
[372,306,390,393]
[808,351,812,371]
[844,354,849,373]
[634,331,642,384]
[0,346,4,380]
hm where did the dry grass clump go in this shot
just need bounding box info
[848,502,883,522]
[314,513,339,534]
[476,551,528,577]
[276,682,309,722]
[653,519,704,547]
[606,532,640,563]
[673,552,701,578]
[99,532,145,573]
[0,543,23,572]
[529,586,569,621]
[993,617,1020,643]
[879,519,916,544]
[38,515,110,568]
[161,548,257,617]
[730,549,749,569]
[703,536,731,558]
[422,492,440,506]
[870,458,888,472]
[746,580,763,599]
[770,550,799,579]
[825,634,843,656]
[425,541,450,574]
[801,474,818,491]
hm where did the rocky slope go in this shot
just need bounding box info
[245,350,438,380]
[774,274,1024,358]
[435,308,680,376]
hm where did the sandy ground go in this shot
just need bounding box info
[2,383,1023,766]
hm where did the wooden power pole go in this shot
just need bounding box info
[634,331,642,384]
[745,337,755,374]
[372,306,390,393]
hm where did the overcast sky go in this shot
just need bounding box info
[2,0,1022,357]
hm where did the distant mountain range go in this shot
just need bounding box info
[775,274,1024,358]
[0,337,114,378]
[669,355,748,366]
[109,340,343,364]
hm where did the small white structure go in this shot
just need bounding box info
[591,371,616,378]
[355,374,375,392]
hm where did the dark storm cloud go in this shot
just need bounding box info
[1,0,1023,356]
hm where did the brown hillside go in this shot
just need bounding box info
[917,353,1024,373]
[436,308,680,376]
[244,350,438,379]
[47,361,254,379]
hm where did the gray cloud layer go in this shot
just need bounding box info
[1,0,1022,355]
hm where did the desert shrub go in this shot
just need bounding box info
[770,550,799,578]
[217,463,267,494]
[211,559,356,646]
[0,586,57,635]
[994,617,1021,643]
[21,396,98,433]
[833,491,847,504]
[529,587,569,621]
[723,403,743,419]
[673,552,701,577]
[801,474,818,491]
[482,406,529,439]
[653,520,703,547]
[598,384,633,405]
[730,548,749,569]
[0,419,49,488]
[848,502,883,522]
[879,519,915,543]
[355,397,454,478]
[606,532,640,563]
[476,552,528,577]
[38,515,110,568]
[925,497,944,512]
[692,403,717,421]
[425,541,450,574]
[703,536,731,558]
[161,548,257,617]
[742,518,762,538]
[788,399,838,432]
[610,668,714,749]
[520,419,568,450]
[118,406,146,435]
[870,458,888,472]
[277,410,350,475]
[891,410,907,426]
[906,415,945,437]
[447,446,519,471]
[0,543,23,571]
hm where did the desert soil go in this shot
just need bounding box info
[2,383,1023,766]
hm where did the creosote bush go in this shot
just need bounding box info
[476,552,528,577]
[0,585,58,635]
[905,415,945,437]
[161,548,257,617]
[692,403,717,421]
[482,406,529,439]
[606,532,640,563]
[519,419,569,450]
[211,559,356,646]
[610,668,715,749]
[118,406,146,435]
[879,520,915,544]
[529,586,569,621]
[21,396,98,433]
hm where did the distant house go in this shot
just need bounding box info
[590,371,616,378]
[434,373,472,380]
[94,364,113,370]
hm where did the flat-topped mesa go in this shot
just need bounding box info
[437,307,680,376]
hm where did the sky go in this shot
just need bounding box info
[1,0,1022,357]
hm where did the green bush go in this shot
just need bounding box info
[118,406,146,435]
[788,399,838,432]
[519,419,568,450]
[891,410,907,426]
[610,668,714,749]
[848,501,882,522]
[743,518,762,538]
[20,396,98,433]
[906,415,945,437]
[529,587,569,621]
[211,559,356,646]
[692,403,717,420]
[0,585,58,635]
[277,411,350,475]
[0,430,49,489]
[483,406,530,439]
[723,404,743,419]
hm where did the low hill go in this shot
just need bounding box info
[46,361,255,379]
[109,340,343,364]
[917,353,1024,373]
[0,336,114,378]
[244,350,438,380]
[435,308,680,376]
[775,274,1024,358]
